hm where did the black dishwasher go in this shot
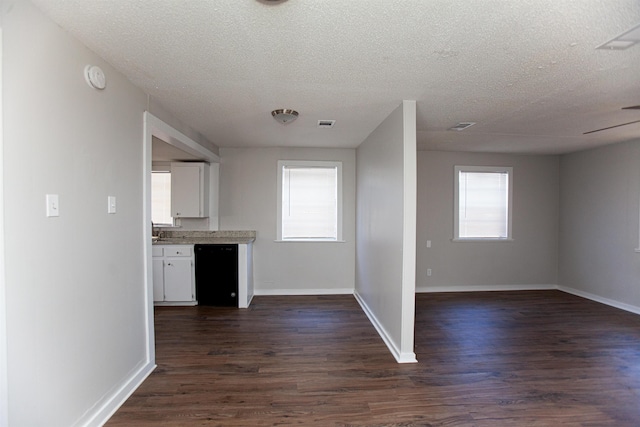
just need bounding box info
[194,244,238,306]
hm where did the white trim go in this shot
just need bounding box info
[416,284,556,293]
[0,27,8,427]
[142,113,157,371]
[558,285,640,316]
[254,288,354,296]
[637,181,640,252]
[452,238,515,243]
[354,292,417,364]
[276,160,343,242]
[400,100,418,362]
[274,240,347,243]
[72,361,155,427]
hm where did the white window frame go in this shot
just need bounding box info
[276,160,343,242]
[453,165,513,242]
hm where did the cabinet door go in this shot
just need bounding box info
[171,164,201,218]
[152,258,165,302]
[164,259,194,301]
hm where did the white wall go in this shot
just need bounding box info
[559,139,640,311]
[1,2,209,425]
[416,151,560,291]
[355,101,417,363]
[218,147,356,294]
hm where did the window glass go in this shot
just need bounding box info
[454,166,512,240]
[277,161,343,241]
[151,171,173,225]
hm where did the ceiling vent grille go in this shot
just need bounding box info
[449,122,476,131]
[318,120,336,128]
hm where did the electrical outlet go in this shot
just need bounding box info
[427,268,432,277]
[426,240,431,248]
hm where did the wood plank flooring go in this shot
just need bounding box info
[107,291,640,426]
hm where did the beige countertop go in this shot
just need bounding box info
[152,230,256,245]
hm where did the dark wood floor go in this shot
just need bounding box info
[107,291,640,426]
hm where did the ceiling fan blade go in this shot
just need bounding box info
[622,105,640,110]
[583,119,640,135]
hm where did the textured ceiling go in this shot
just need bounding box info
[32,0,640,154]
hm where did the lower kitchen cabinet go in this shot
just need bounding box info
[152,245,196,305]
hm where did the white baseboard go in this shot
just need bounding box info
[558,285,640,315]
[74,361,156,427]
[416,284,556,293]
[353,292,417,364]
[254,288,355,296]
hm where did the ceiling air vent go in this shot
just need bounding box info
[318,120,336,128]
[449,122,476,131]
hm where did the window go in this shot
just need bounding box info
[454,165,513,240]
[277,160,343,241]
[151,171,173,225]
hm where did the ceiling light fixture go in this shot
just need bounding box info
[596,22,640,50]
[449,122,476,131]
[271,109,299,125]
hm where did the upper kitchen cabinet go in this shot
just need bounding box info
[171,162,210,218]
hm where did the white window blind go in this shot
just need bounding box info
[151,171,173,225]
[277,160,342,241]
[454,166,512,240]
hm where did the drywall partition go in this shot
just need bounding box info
[355,100,417,363]
[218,147,356,295]
[417,151,560,291]
[559,139,640,312]
[148,98,220,157]
[0,24,7,427]
[1,2,207,425]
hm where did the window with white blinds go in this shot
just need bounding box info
[151,171,173,225]
[277,160,342,241]
[454,166,513,240]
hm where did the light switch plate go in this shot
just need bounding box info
[46,194,60,217]
[108,196,116,214]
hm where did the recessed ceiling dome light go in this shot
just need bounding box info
[271,109,299,125]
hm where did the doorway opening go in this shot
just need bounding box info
[142,112,219,364]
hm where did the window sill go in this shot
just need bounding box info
[452,238,514,242]
[275,239,346,243]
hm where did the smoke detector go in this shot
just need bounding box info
[271,109,299,125]
[449,122,476,131]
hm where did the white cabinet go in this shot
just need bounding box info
[152,245,196,305]
[171,162,209,218]
[152,258,164,301]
